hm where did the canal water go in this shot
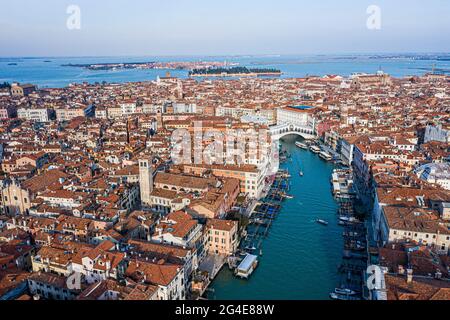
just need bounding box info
[210,137,342,300]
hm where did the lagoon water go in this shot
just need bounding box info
[210,138,342,300]
[0,54,449,88]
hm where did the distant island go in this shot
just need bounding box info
[62,61,236,71]
[189,66,282,77]
[62,62,156,71]
[368,54,450,61]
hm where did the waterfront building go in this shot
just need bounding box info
[339,137,356,165]
[372,186,450,253]
[276,105,316,129]
[379,206,450,254]
[182,164,263,199]
[205,219,238,256]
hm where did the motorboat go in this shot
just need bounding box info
[339,216,358,223]
[319,151,333,161]
[330,292,359,300]
[235,254,259,279]
[310,145,321,153]
[295,141,308,149]
[316,219,329,226]
[335,288,357,295]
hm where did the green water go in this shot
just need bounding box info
[211,138,342,300]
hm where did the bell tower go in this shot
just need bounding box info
[139,158,153,207]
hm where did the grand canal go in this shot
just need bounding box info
[210,137,343,300]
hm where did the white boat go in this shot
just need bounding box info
[310,145,321,153]
[295,142,308,149]
[319,151,333,161]
[235,254,259,279]
[329,293,343,300]
[339,216,358,223]
[330,292,359,300]
[335,288,357,295]
[316,219,329,226]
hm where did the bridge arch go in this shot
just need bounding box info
[270,124,316,141]
[276,131,312,140]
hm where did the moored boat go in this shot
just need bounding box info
[235,254,259,279]
[295,141,308,149]
[310,145,321,153]
[319,151,333,161]
[339,216,359,223]
[330,292,359,300]
[335,288,357,295]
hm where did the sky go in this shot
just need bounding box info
[0,0,449,57]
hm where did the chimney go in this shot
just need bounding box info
[406,268,413,284]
